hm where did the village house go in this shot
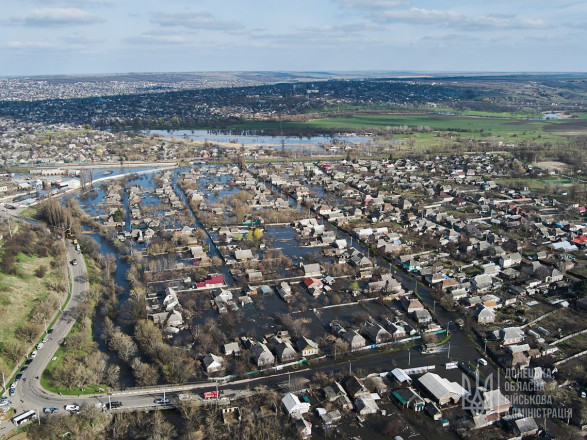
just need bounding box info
[342,330,366,351]
[202,353,225,375]
[418,372,469,406]
[296,337,319,357]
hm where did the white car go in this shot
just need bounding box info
[37,342,44,350]
[64,404,80,412]
[30,350,38,359]
[478,358,488,366]
[42,336,49,343]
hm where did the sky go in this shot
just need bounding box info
[1,0,586,76]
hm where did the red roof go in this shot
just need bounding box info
[206,275,224,285]
[572,235,587,244]
[303,277,323,288]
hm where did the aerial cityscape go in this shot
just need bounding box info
[1,2,587,440]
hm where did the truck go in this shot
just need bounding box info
[203,391,218,400]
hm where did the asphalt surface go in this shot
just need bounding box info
[0,242,88,436]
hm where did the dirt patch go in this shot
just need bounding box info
[542,118,587,133]
[533,161,569,172]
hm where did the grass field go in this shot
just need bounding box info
[0,253,66,376]
[226,112,587,147]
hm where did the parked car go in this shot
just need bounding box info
[9,388,15,397]
[15,373,22,380]
[42,336,49,343]
[71,259,78,266]
[48,328,54,334]
[154,398,170,405]
[108,401,123,409]
[64,404,80,412]
[10,380,18,389]
[0,397,11,406]
[581,391,586,399]
[36,342,44,350]
[478,358,488,366]
[30,350,37,359]
[43,407,59,414]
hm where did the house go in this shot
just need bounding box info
[246,269,263,282]
[234,249,254,262]
[196,274,225,289]
[507,351,530,370]
[282,392,310,417]
[202,353,225,375]
[470,388,511,416]
[418,372,469,406]
[402,297,424,313]
[355,395,380,415]
[276,282,293,302]
[476,307,496,324]
[414,309,433,324]
[319,409,342,425]
[499,252,522,268]
[149,309,183,328]
[303,277,323,293]
[251,342,275,367]
[342,330,366,351]
[224,341,241,357]
[497,327,525,345]
[323,382,353,410]
[295,418,312,438]
[392,387,425,411]
[302,263,322,277]
[473,274,493,292]
[296,337,319,357]
[513,417,539,437]
[390,368,412,385]
[361,321,392,344]
[274,341,297,362]
[365,376,387,395]
[343,376,369,399]
[386,322,407,339]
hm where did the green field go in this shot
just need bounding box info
[0,252,66,377]
[226,112,587,147]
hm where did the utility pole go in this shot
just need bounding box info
[408,349,411,366]
[349,360,352,376]
[447,342,451,359]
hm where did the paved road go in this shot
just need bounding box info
[0,241,87,437]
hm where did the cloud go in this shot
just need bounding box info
[2,41,57,50]
[334,0,411,9]
[245,24,380,49]
[26,0,112,6]
[374,8,547,30]
[151,10,243,31]
[10,8,104,27]
[124,31,196,49]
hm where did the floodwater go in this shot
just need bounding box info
[144,129,372,150]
